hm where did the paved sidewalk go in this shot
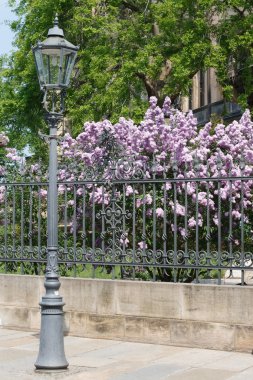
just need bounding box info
[0,328,253,380]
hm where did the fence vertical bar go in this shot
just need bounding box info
[228,165,233,277]
[73,183,77,277]
[132,184,136,280]
[152,155,157,281]
[20,185,24,274]
[121,184,126,279]
[217,155,222,284]
[184,165,188,268]
[82,185,86,257]
[240,157,245,285]
[92,184,96,278]
[163,178,168,280]
[172,160,178,282]
[101,184,105,275]
[195,177,199,283]
[142,183,147,278]
[193,156,200,283]
[206,165,211,274]
[37,185,42,274]
[12,186,16,259]
[29,185,33,260]
[4,184,8,272]
[63,183,68,263]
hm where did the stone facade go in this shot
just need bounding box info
[182,68,223,113]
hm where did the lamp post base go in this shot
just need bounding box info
[35,280,68,370]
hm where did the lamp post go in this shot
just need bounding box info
[32,15,79,370]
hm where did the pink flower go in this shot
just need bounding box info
[156,207,164,218]
[77,188,84,196]
[126,185,134,196]
[232,210,241,220]
[138,241,147,249]
[213,215,219,226]
[164,182,172,190]
[31,164,40,173]
[179,228,186,237]
[58,185,65,194]
[0,133,9,147]
[90,186,110,205]
[144,194,152,204]
[169,201,185,216]
[120,236,130,247]
[187,215,203,228]
[5,148,21,162]
[188,217,196,228]
[38,189,47,198]
[0,186,6,204]
[136,198,142,208]
[146,208,152,216]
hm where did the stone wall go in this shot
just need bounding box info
[0,274,252,352]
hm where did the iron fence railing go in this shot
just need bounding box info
[1,161,253,284]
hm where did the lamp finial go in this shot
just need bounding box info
[54,14,59,27]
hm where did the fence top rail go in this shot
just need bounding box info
[1,175,253,186]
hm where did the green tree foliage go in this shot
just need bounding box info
[0,0,213,151]
[1,0,253,154]
[210,0,253,109]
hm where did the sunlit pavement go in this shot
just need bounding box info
[0,328,253,380]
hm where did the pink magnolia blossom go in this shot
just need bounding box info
[138,241,147,249]
[38,189,47,198]
[156,207,164,218]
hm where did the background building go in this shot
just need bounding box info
[182,68,242,125]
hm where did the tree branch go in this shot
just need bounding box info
[159,60,172,81]
[232,6,245,16]
[122,1,140,12]
[135,72,157,98]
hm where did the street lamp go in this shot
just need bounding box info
[32,15,79,370]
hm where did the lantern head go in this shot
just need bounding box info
[33,15,79,90]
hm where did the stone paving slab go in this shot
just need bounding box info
[0,327,253,379]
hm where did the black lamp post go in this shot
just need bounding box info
[32,15,78,370]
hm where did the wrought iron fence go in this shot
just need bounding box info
[1,155,253,285]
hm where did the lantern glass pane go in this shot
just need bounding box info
[34,49,45,85]
[62,52,76,86]
[42,51,61,85]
